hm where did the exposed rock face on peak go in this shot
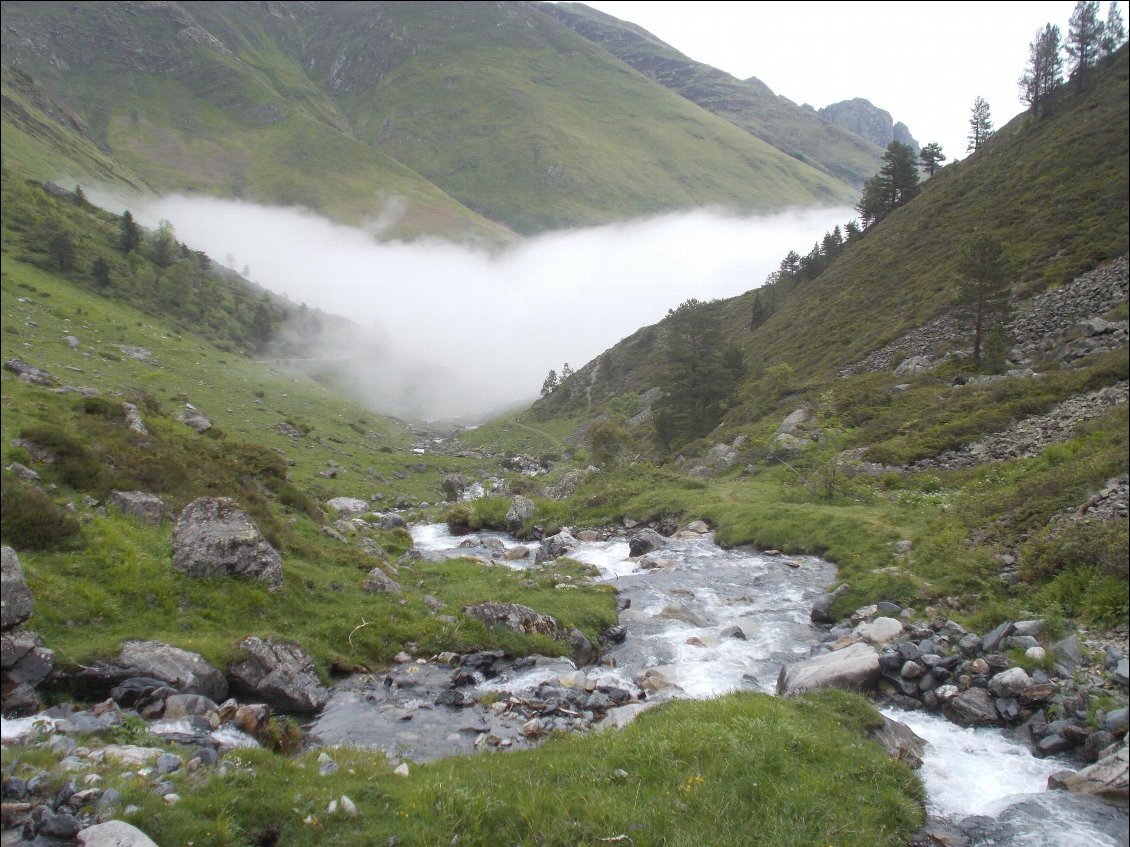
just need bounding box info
[818,98,919,154]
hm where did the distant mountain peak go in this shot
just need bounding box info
[818,98,919,154]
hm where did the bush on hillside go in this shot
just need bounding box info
[0,477,82,550]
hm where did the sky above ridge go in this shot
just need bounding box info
[580,1,1129,160]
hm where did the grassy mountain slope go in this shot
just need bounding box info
[476,49,1130,630]
[534,47,1130,416]
[541,1,885,187]
[1,0,855,239]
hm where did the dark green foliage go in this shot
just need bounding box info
[919,142,946,176]
[957,234,1009,369]
[1067,0,1105,83]
[653,299,745,449]
[586,419,632,466]
[967,96,994,152]
[90,255,111,288]
[118,210,140,253]
[1021,519,1129,582]
[1021,24,1064,116]
[857,141,921,228]
[0,477,82,550]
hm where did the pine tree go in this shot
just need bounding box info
[958,235,1010,369]
[919,142,947,176]
[119,210,141,253]
[540,369,559,397]
[91,256,112,289]
[1066,0,1105,84]
[967,97,994,152]
[855,142,920,228]
[1101,1,1127,57]
[1020,24,1064,116]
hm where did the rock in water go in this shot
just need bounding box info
[172,497,283,589]
[117,640,227,702]
[776,642,880,696]
[228,636,328,713]
[942,686,1000,727]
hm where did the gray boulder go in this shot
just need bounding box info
[546,470,585,500]
[326,497,368,518]
[362,567,401,593]
[107,491,165,525]
[178,405,211,433]
[942,686,1000,727]
[505,495,536,532]
[537,528,578,563]
[628,528,665,558]
[1055,739,1128,802]
[853,616,904,646]
[228,636,328,713]
[871,713,926,769]
[777,407,809,435]
[172,497,283,589]
[77,820,160,847]
[1,547,34,630]
[810,583,851,624]
[118,640,227,702]
[988,666,1031,698]
[776,642,880,696]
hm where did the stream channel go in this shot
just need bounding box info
[307,523,1127,845]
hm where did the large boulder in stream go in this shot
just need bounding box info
[776,642,880,696]
[172,497,283,589]
[117,640,227,702]
[1054,739,1129,802]
[228,636,328,713]
[942,686,1000,727]
[505,496,536,532]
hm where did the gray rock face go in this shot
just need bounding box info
[505,495,536,532]
[810,583,852,624]
[817,98,918,152]
[537,528,578,562]
[77,820,160,847]
[546,470,585,500]
[776,642,880,696]
[853,616,904,646]
[172,497,283,589]
[942,686,1000,727]
[228,636,328,713]
[988,666,1031,698]
[362,567,401,593]
[107,491,165,524]
[1,546,34,630]
[117,640,227,702]
[871,713,926,769]
[121,402,148,436]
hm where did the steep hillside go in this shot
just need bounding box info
[540,1,886,186]
[534,46,1130,417]
[0,0,855,238]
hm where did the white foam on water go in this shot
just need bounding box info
[0,715,56,743]
[882,708,1069,818]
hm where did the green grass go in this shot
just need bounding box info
[6,689,922,847]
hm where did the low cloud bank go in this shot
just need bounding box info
[127,197,853,420]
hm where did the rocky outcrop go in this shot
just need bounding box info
[118,640,227,702]
[818,98,918,153]
[1,546,34,630]
[172,497,283,589]
[628,528,665,558]
[107,490,165,524]
[326,497,369,518]
[1055,739,1129,802]
[177,404,212,433]
[776,642,880,696]
[228,636,328,713]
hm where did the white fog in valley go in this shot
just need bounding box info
[127,197,854,420]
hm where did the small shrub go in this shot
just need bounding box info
[445,502,473,530]
[0,478,82,550]
[18,425,103,491]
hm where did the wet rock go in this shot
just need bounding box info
[161,693,218,720]
[118,641,227,702]
[172,497,283,589]
[107,490,165,524]
[943,687,1000,727]
[776,642,880,696]
[1,547,33,630]
[871,713,926,769]
[810,583,851,624]
[379,514,407,530]
[538,528,578,562]
[628,528,665,558]
[228,636,328,713]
